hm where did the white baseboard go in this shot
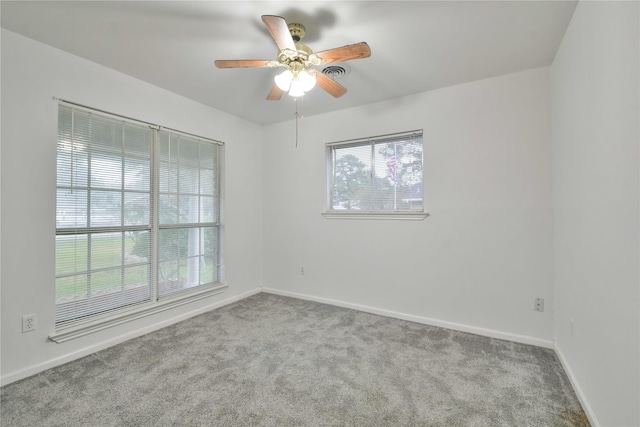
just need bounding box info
[261,287,554,349]
[1,287,262,386]
[554,344,600,427]
[0,286,556,386]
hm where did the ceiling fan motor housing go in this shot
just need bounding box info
[288,23,305,42]
[277,24,317,72]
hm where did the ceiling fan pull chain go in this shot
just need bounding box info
[294,98,299,148]
[293,96,306,148]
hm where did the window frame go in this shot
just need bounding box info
[323,130,428,220]
[51,101,226,342]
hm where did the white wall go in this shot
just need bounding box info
[262,67,554,345]
[550,2,639,426]
[0,29,263,384]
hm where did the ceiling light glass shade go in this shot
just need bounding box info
[288,79,305,97]
[274,70,293,91]
[298,70,316,92]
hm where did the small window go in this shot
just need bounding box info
[326,130,424,215]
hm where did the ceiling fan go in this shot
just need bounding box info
[214,15,371,100]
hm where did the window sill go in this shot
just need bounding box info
[321,211,430,220]
[49,283,228,343]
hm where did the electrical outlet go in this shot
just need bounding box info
[534,298,544,312]
[22,314,37,333]
[300,265,305,275]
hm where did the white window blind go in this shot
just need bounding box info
[327,130,423,212]
[56,103,222,329]
[157,130,220,298]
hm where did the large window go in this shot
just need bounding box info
[56,103,222,330]
[327,130,423,213]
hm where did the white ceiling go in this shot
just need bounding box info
[1,1,577,125]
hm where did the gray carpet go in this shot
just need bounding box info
[1,293,589,426]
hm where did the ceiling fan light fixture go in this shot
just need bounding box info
[288,79,305,97]
[298,70,316,92]
[275,69,293,91]
[276,69,315,97]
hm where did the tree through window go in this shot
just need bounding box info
[327,130,423,212]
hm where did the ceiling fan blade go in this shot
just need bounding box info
[266,85,284,101]
[261,15,296,51]
[315,42,371,65]
[316,73,347,98]
[214,60,272,69]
